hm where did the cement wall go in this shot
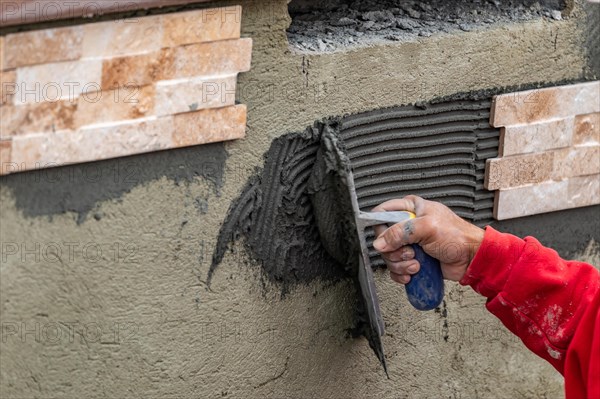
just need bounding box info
[1,0,599,398]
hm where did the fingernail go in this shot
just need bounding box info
[407,265,418,273]
[373,238,386,251]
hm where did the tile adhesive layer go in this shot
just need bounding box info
[209,94,498,293]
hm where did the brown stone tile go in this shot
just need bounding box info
[0,139,11,175]
[74,85,155,128]
[172,38,252,79]
[172,104,246,147]
[485,152,554,190]
[3,26,83,69]
[0,37,5,71]
[1,70,17,106]
[500,117,573,156]
[155,75,237,116]
[574,113,600,145]
[491,81,600,127]
[11,117,174,170]
[552,145,600,179]
[0,101,77,138]
[82,17,162,59]
[161,6,241,47]
[101,49,176,90]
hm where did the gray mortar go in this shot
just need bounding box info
[0,144,227,224]
[288,0,565,52]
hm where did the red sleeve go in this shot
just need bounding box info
[460,227,600,397]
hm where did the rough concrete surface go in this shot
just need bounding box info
[1,0,598,398]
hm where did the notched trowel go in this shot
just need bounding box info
[307,122,444,376]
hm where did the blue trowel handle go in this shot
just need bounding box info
[405,244,444,311]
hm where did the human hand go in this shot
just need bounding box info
[372,195,484,285]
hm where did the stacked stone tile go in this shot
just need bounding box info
[0,5,251,175]
[485,81,600,220]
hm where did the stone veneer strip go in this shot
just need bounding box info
[494,175,600,220]
[172,104,246,146]
[500,117,573,156]
[5,105,246,174]
[552,145,600,180]
[0,100,78,138]
[485,152,554,190]
[155,75,237,117]
[574,113,600,145]
[1,70,16,106]
[15,59,103,105]
[490,81,600,127]
[1,7,241,71]
[2,26,84,70]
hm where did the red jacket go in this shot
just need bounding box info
[460,227,600,399]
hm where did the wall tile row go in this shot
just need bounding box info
[485,81,600,220]
[0,6,251,175]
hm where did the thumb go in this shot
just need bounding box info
[373,218,419,252]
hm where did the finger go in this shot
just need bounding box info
[382,246,415,262]
[390,271,411,285]
[387,259,420,276]
[373,218,425,252]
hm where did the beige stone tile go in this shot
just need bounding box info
[568,174,600,208]
[74,85,155,128]
[494,180,568,220]
[172,38,252,79]
[485,152,554,190]
[15,59,102,104]
[82,17,162,59]
[161,6,241,47]
[0,101,77,138]
[3,26,83,69]
[101,49,175,90]
[11,117,174,170]
[1,70,17,106]
[155,75,237,116]
[574,113,600,145]
[552,145,600,179]
[172,104,246,147]
[0,139,11,175]
[491,81,600,127]
[500,117,573,156]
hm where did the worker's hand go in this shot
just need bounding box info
[372,195,484,285]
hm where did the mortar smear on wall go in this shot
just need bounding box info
[209,94,499,292]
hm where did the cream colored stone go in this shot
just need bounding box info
[574,113,600,145]
[0,101,77,138]
[82,17,162,59]
[552,145,600,179]
[485,152,554,190]
[11,117,174,170]
[1,70,16,106]
[491,81,600,127]
[568,174,600,208]
[74,85,155,128]
[161,6,241,47]
[0,36,5,71]
[172,38,252,79]
[172,104,246,147]
[15,59,102,104]
[155,75,237,116]
[500,117,573,156]
[3,26,83,69]
[494,180,568,220]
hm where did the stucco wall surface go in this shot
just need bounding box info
[1,1,599,398]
